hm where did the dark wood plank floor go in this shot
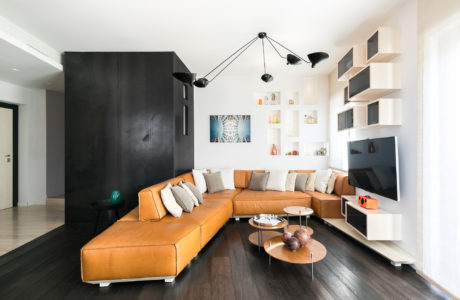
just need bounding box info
[0,218,450,300]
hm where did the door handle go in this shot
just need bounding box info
[4,154,11,163]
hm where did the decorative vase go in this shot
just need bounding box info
[270,144,278,156]
[289,99,294,105]
[268,115,272,124]
[264,96,269,105]
[271,93,277,105]
[258,98,262,105]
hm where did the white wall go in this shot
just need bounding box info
[194,75,329,170]
[328,0,418,257]
[0,80,46,206]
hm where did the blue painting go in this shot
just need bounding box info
[210,115,251,143]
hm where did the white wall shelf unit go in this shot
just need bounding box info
[302,110,318,124]
[338,44,367,81]
[267,128,281,156]
[266,110,281,125]
[301,141,329,157]
[284,91,300,105]
[366,27,401,63]
[337,105,367,131]
[367,98,401,126]
[348,63,401,102]
[285,110,299,138]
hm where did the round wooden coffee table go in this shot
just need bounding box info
[248,218,288,252]
[284,206,314,234]
[264,235,327,279]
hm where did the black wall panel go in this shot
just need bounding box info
[65,52,194,224]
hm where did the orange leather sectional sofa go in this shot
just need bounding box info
[81,170,354,286]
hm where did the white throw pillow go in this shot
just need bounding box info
[179,181,199,206]
[266,170,288,192]
[210,168,235,190]
[306,173,316,192]
[192,169,208,193]
[160,183,183,217]
[314,169,333,193]
[285,172,297,192]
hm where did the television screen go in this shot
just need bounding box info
[347,136,400,201]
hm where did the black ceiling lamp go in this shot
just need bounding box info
[172,32,329,88]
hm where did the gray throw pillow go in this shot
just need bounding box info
[203,172,225,193]
[171,185,194,213]
[183,181,204,204]
[248,172,270,191]
[294,173,310,192]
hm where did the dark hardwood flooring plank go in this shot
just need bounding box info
[0,218,450,300]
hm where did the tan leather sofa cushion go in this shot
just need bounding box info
[333,173,355,196]
[81,221,201,282]
[181,172,195,185]
[306,191,342,218]
[119,207,139,221]
[233,189,308,201]
[233,190,311,215]
[203,188,241,200]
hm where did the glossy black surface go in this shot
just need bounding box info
[367,31,379,60]
[349,66,370,98]
[338,48,353,79]
[348,137,399,200]
[346,205,367,236]
[65,52,194,224]
[0,218,447,299]
[368,101,379,125]
[338,108,354,131]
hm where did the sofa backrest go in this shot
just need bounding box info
[138,172,194,221]
[333,172,355,196]
[234,170,264,189]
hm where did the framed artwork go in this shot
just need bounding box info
[210,115,251,143]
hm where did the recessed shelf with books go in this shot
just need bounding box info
[348,63,401,102]
[254,91,281,105]
[337,44,366,81]
[367,27,401,63]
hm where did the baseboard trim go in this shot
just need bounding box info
[416,270,459,300]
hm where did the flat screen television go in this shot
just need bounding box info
[347,136,400,201]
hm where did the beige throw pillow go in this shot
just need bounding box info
[183,181,204,204]
[285,173,297,192]
[171,185,194,213]
[203,172,225,193]
[326,173,337,194]
[305,173,316,192]
[160,183,183,217]
[179,181,199,206]
[294,173,310,192]
[248,172,269,191]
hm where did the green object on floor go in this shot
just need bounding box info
[110,190,122,205]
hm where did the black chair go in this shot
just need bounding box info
[91,190,124,235]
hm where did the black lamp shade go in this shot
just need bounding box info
[261,73,273,83]
[307,52,329,68]
[286,54,301,65]
[173,72,196,85]
[193,78,209,88]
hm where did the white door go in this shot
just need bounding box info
[0,107,13,210]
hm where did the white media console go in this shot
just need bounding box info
[324,195,414,266]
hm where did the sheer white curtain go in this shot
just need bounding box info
[421,7,460,298]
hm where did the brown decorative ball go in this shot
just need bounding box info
[294,228,310,247]
[286,237,300,251]
[292,150,299,155]
[281,231,292,243]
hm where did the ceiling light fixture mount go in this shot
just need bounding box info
[173,32,329,88]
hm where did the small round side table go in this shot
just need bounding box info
[248,218,288,252]
[284,206,314,235]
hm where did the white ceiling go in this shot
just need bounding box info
[0,0,406,82]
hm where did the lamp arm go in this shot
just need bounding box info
[265,37,286,59]
[266,36,311,64]
[203,36,258,78]
[208,37,259,83]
